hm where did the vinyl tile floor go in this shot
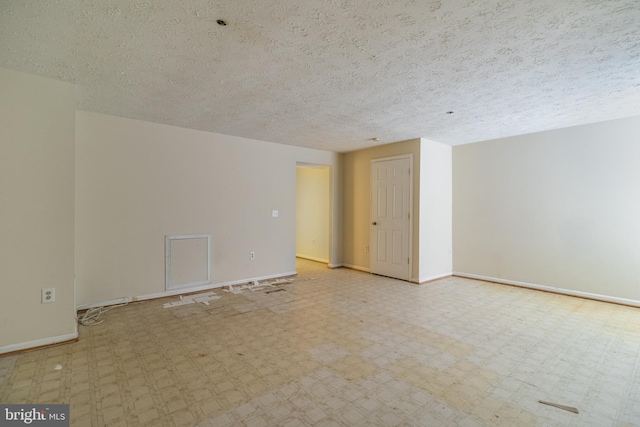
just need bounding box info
[1,259,640,426]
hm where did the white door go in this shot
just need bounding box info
[370,156,412,280]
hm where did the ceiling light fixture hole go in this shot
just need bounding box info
[216,19,227,26]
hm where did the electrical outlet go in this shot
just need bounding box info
[272,210,279,217]
[42,288,55,304]
[365,245,369,253]
[250,251,255,260]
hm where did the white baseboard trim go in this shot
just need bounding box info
[412,272,453,284]
[328,263,343,269]
[76,271,298,311]
[296,254,329,264]
[453,272,640,308]
[343,264,370,273]
[76,296,134,310]
[0,331,78,355]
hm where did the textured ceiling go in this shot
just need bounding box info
[1,0,639,152]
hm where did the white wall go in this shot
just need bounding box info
[453,116,640,302]
[75,111,340,307]
[0,68,77,352]
[418,139,452,282]
[296,166,331,263]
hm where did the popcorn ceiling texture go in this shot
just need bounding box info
[1,0,639,152]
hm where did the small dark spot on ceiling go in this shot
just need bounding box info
[216,19,227,26]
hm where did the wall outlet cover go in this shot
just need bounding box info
[42,288,55,304]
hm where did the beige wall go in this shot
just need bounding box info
[0,68,77,351]
[453,116,640,302]
[296,166,331,263]
[419,139,452,281]
[75,111,340,307]
[342,139,421,278]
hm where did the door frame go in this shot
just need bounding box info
[296,162,334,267]
[370,154,413,281]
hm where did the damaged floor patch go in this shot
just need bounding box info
[232,302,261,314]
[224,279,293,294]
[172,305,207,318]
[162,291,220,308]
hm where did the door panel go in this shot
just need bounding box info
[392,185,403,218]
[377,230,387,262]
[370,157,411,280]
[377,186,387,218]
[392,230,403,265]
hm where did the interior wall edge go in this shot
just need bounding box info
[75,271,297,311]
[453,272,640,308]
[413,272,453,284]
[342,264,371,273]
[295,254,330,264]
[0,332,79,356]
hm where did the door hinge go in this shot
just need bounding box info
[408,212,410,220]
[408,168,411,175]
[407,258,410,265]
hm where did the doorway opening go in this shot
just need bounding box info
[296,163,332,266]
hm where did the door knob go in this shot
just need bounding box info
[372,222,377,225]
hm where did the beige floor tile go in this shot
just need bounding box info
[2,259,640,426]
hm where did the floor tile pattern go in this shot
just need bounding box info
[2,259,640,426]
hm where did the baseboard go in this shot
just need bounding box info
[328,263,343,269]
[77,296,134,310]
[296,254,329,264]
[411,272,453,284]
[0,331,78,356]
[76,271,298,311]
[342,264,370,273]
[453,272,640,308]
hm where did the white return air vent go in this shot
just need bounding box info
[165,234,211,291]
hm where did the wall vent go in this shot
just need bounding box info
[165,234,211,290]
